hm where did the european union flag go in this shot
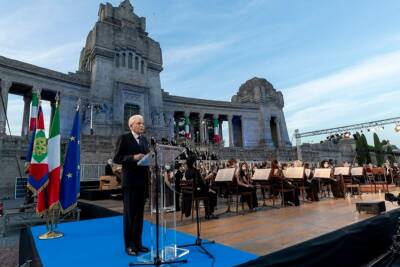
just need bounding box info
[60,109,80,213]
[25,128,36,162]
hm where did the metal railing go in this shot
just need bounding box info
[80,164,106,181]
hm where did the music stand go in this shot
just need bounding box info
[283,167,305,180]
[314,168,334,198]
[215,168,236,213]
[252,168,272,206]
[130,143,188,266]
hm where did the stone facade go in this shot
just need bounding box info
[0,0,292,197]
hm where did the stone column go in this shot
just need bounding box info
[240,116,245,147]
[264,116,273,148]
[183,111,190,141]
[227,115,234,147]
[173,112,179,141]
[275,118,282,147]
[21,94,32,136]
[165,111,175,141]
[204,115,209,144]
[199,112,205,144]
[219,119,223,145]
[0,79,12,135]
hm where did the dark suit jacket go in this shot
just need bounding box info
[113,133,150,188]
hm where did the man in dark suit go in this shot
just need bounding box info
[114,114,150,256]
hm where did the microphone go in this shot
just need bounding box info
[151,137,157,147]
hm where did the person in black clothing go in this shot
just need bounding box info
[105,159,114,176]
[304,163,319,201]
[174,163,184,212]
[270,160,300,206]
[184,156,218,219]
[113,115,150,257]
[236,162,258,210]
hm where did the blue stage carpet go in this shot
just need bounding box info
[31,216,257,267]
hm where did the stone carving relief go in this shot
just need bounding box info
[151,110,161,126]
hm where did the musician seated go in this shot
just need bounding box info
[163,165,175,209]
[236,162,258,210]
[204,165,218,194]
[321,160,344,198]
[173,163,185,212]
[271,160,300,206]
[184,156,218,219]
[304,163,319,201]
[392,163,400,185]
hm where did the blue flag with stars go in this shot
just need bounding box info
[60,109,81,213]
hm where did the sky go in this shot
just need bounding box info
[1,0,400,146]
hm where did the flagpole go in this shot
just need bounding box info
[39,92,63,240]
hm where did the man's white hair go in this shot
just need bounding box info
[128,114,144,127]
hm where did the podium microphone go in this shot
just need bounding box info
[151,137,157,147]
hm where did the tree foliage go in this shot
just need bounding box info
[373,133,384,166]
[361,134,371,164]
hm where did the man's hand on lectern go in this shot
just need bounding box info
[134,154,145,161]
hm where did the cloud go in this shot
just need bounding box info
[286,86,400,133]
[283,48,400,147]
[1,41,82,69]
[163,40,232,66]
[284,49,400,113]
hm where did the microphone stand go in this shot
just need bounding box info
[129,138,187,266]
[179,162,215,259]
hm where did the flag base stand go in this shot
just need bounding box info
[38,230,64,240]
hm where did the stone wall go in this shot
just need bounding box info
[0,136,28,199]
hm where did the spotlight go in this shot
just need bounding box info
[344,132,351,139]
[395,123,400,133]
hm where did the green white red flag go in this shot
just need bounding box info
[213,117,220,144]
[28,105,49,214]
[184,116,191,139]
[47,101,61,209]
[29,92,38,131]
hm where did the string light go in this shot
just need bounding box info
[395,123,400,133]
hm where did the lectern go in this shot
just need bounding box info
[136,144,188,265]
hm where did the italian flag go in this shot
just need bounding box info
[213,117,220,144]
[47,102,61,209]
[28,106,49,214]
[184,116,191,139]
[29,92,39,131]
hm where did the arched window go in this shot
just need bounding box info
[128,53,133,69]
[135,56,139,70]
[115,53,120,67]
[140,60,145,74]
[124,104,140,131]
[122,53,126,67]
